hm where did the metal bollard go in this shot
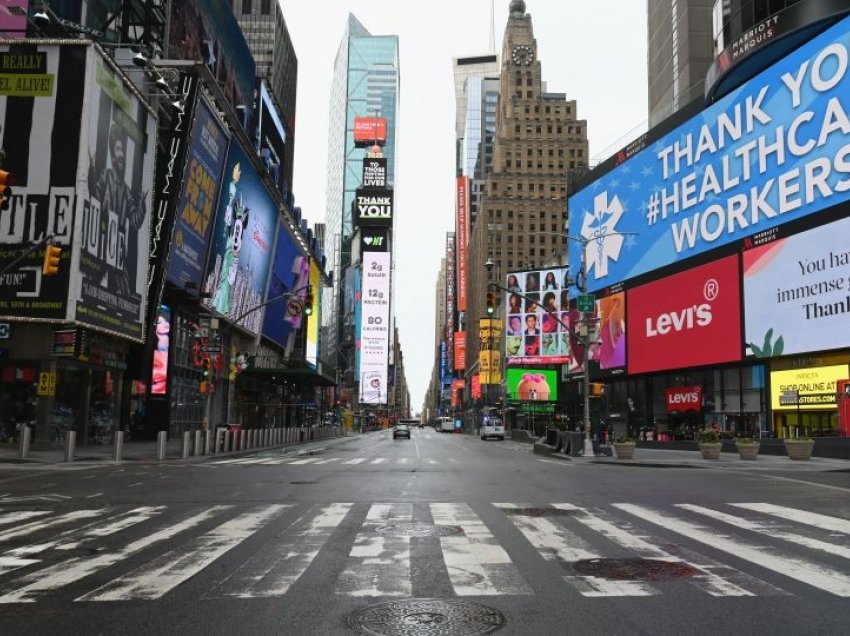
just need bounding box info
[19,425,31,460]
[204,430,212,456]
[194,430,202,456]
[182,431,191,459]
[265,429,270,446]
[63,430,76,462]
[224,430,232,452]
[156,431,167,461]
[240,429,247,451]
[113,430,124,462]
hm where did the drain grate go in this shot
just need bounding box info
[348,599,506,635]
[375,523,464,537]
[501,507,578,518]
[573,558,698,581]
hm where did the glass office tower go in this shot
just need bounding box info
[323,14,400,390]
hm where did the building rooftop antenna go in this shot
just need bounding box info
[489,0,496,53]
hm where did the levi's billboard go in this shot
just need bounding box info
[627,255,742,374]
[569,14,850,293]
[665,386,703,413]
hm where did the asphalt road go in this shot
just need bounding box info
[0,428,849,635]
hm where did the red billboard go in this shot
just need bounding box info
[665,386,703,413]
[627,255,741,374]
[471,374,482,400]
[456,177,470,312]
[451,379,464,407]
[454,331,466,371]
[353,117,388,146]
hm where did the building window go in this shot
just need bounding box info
[261,0,271,13]
[242,0,252,13]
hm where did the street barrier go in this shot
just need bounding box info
[240,430,247,451]
[224,431,232,452]
[182,431,191,459]
[63,430,76,462]
[194,430,202,456]
[204,430,212,455]
[156,431,167,461]
[113,430,124,462]
[19,425,31,460]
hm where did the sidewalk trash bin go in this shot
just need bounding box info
[566,432,583,457]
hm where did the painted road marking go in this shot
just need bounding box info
[0,511,51,527]
[0,510,104,545]
[342,458,367,465]
[731,503,850,535]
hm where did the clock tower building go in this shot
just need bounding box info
[466,0,590,390]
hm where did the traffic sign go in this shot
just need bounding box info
[287,299,303,316]
[0,323,9,339]
[577,294,595,313]
[202,344,222,353]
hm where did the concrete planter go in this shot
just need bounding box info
[785,439,815,460]
[613,443,635,460]
[735,441,760,460]
[699,442,722,460]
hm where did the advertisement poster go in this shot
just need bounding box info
[254,82,287,195]
[151,305,171,395]
[306,259,321,367]
[770,365,849,411]
[75,54,157,342]
[167,97,228,294]
[354,265,362,378]
[0,44,84,322]
[569,291,627,375]
[506,369,558,402]
[456,176,470,312]
[570,15,850,292]
[167,0,255,117]
[505,267,570,365]
[261,221,301,348]
[471,374,482,401]
[744,216,850,358]
[353,117,388,145]
[479,318,503,385]
[454,331,466,371]
[445,234,455,372]
[354,188,393,226]
[627,255,742,374]
[359,251,390,404]
[202,143,276,336]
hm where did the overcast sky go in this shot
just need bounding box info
[281,0,649,412]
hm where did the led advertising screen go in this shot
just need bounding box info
[151,305,171,395]
[202,143,276,336]
[506,369,559,402]
[627,255,742,374]
[505,268,570,365]
[359,251,391,404]
[353,117,388,145]
[568,291,627,375]
[771,365,849,411]
[261,221,301,348]
[255,82,287,195]
[167,97,228,294]
[75,53,157,342]
[569,14,850,293]
[306,259,321,367]
[354,189,393,226]
[456,176,470,312]
[744,216,850,359]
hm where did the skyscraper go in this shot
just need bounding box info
[323,15,400,398]
[647,0,714,127]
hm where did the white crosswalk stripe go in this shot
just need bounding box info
[0,502,846,603]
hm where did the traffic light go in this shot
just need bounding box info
[589,382,605,397]
[486,291,496,316]
[201,357,211,379]
[0,169,12,211]
[304,286,314,316]
[42,243,62,276]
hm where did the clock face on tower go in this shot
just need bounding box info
[511,44,534,66]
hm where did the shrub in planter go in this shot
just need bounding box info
[784,437,815,460]
[698,430,722,460]
[735,437,759,460]
[612,436,635,460]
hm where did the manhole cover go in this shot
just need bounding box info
[573,558,697,581]
[375,523,464,537]
[502,507,578,518]
[348,599,506,635]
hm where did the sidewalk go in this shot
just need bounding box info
[540,446,850,473]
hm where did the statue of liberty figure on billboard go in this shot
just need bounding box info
[213,163,249,316]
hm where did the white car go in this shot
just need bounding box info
[480,418,505,441]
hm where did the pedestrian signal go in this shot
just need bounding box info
[42,243,61,276]
[304,286,314,316]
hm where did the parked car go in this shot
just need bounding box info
[393,424,411,439]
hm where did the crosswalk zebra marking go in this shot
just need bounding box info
[289,458,321,465]
[616,503,850,597]
[78,505,289,602]
[336,503,412,597]
[209,503,352,598]
[342,458,367,465]
[0,510,104,545]
[731,503,850,535]
[370,458,387,465]
[495,503,657,597]
[0,511,51,527]
[431,503,531,596]
[311,458,341,465]
[0,506,232,604]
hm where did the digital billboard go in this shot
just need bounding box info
[261,221,301,348]
[362,158,387,189]
[359,251,390,404]
[570,14,850,293]
[354,189,393,225]
[506,369,559,402]
[445,234,456,372]
[454,331,466,371]
[306,259,321,367]
[151,305,171,395]
[167,96,228,295]
[202,143,276,336]
[627,255,742,374]
[353,117,388,145]
[479,319,502,385]
[0,44,84,322]
[457,176,470,312]
[505,268,570,365]
[568,291,627,375]
[255,82,287,196]
[75,54,157,342]
[771,365,849,411]
[744,216,850,359]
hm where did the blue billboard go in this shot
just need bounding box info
[570,15,850,292]
[202,143,277,335]
[262,221,301,348]
[167,98,228,294]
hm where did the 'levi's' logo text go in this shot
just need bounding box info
[668,391,700,405]
[646,304,712,337]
